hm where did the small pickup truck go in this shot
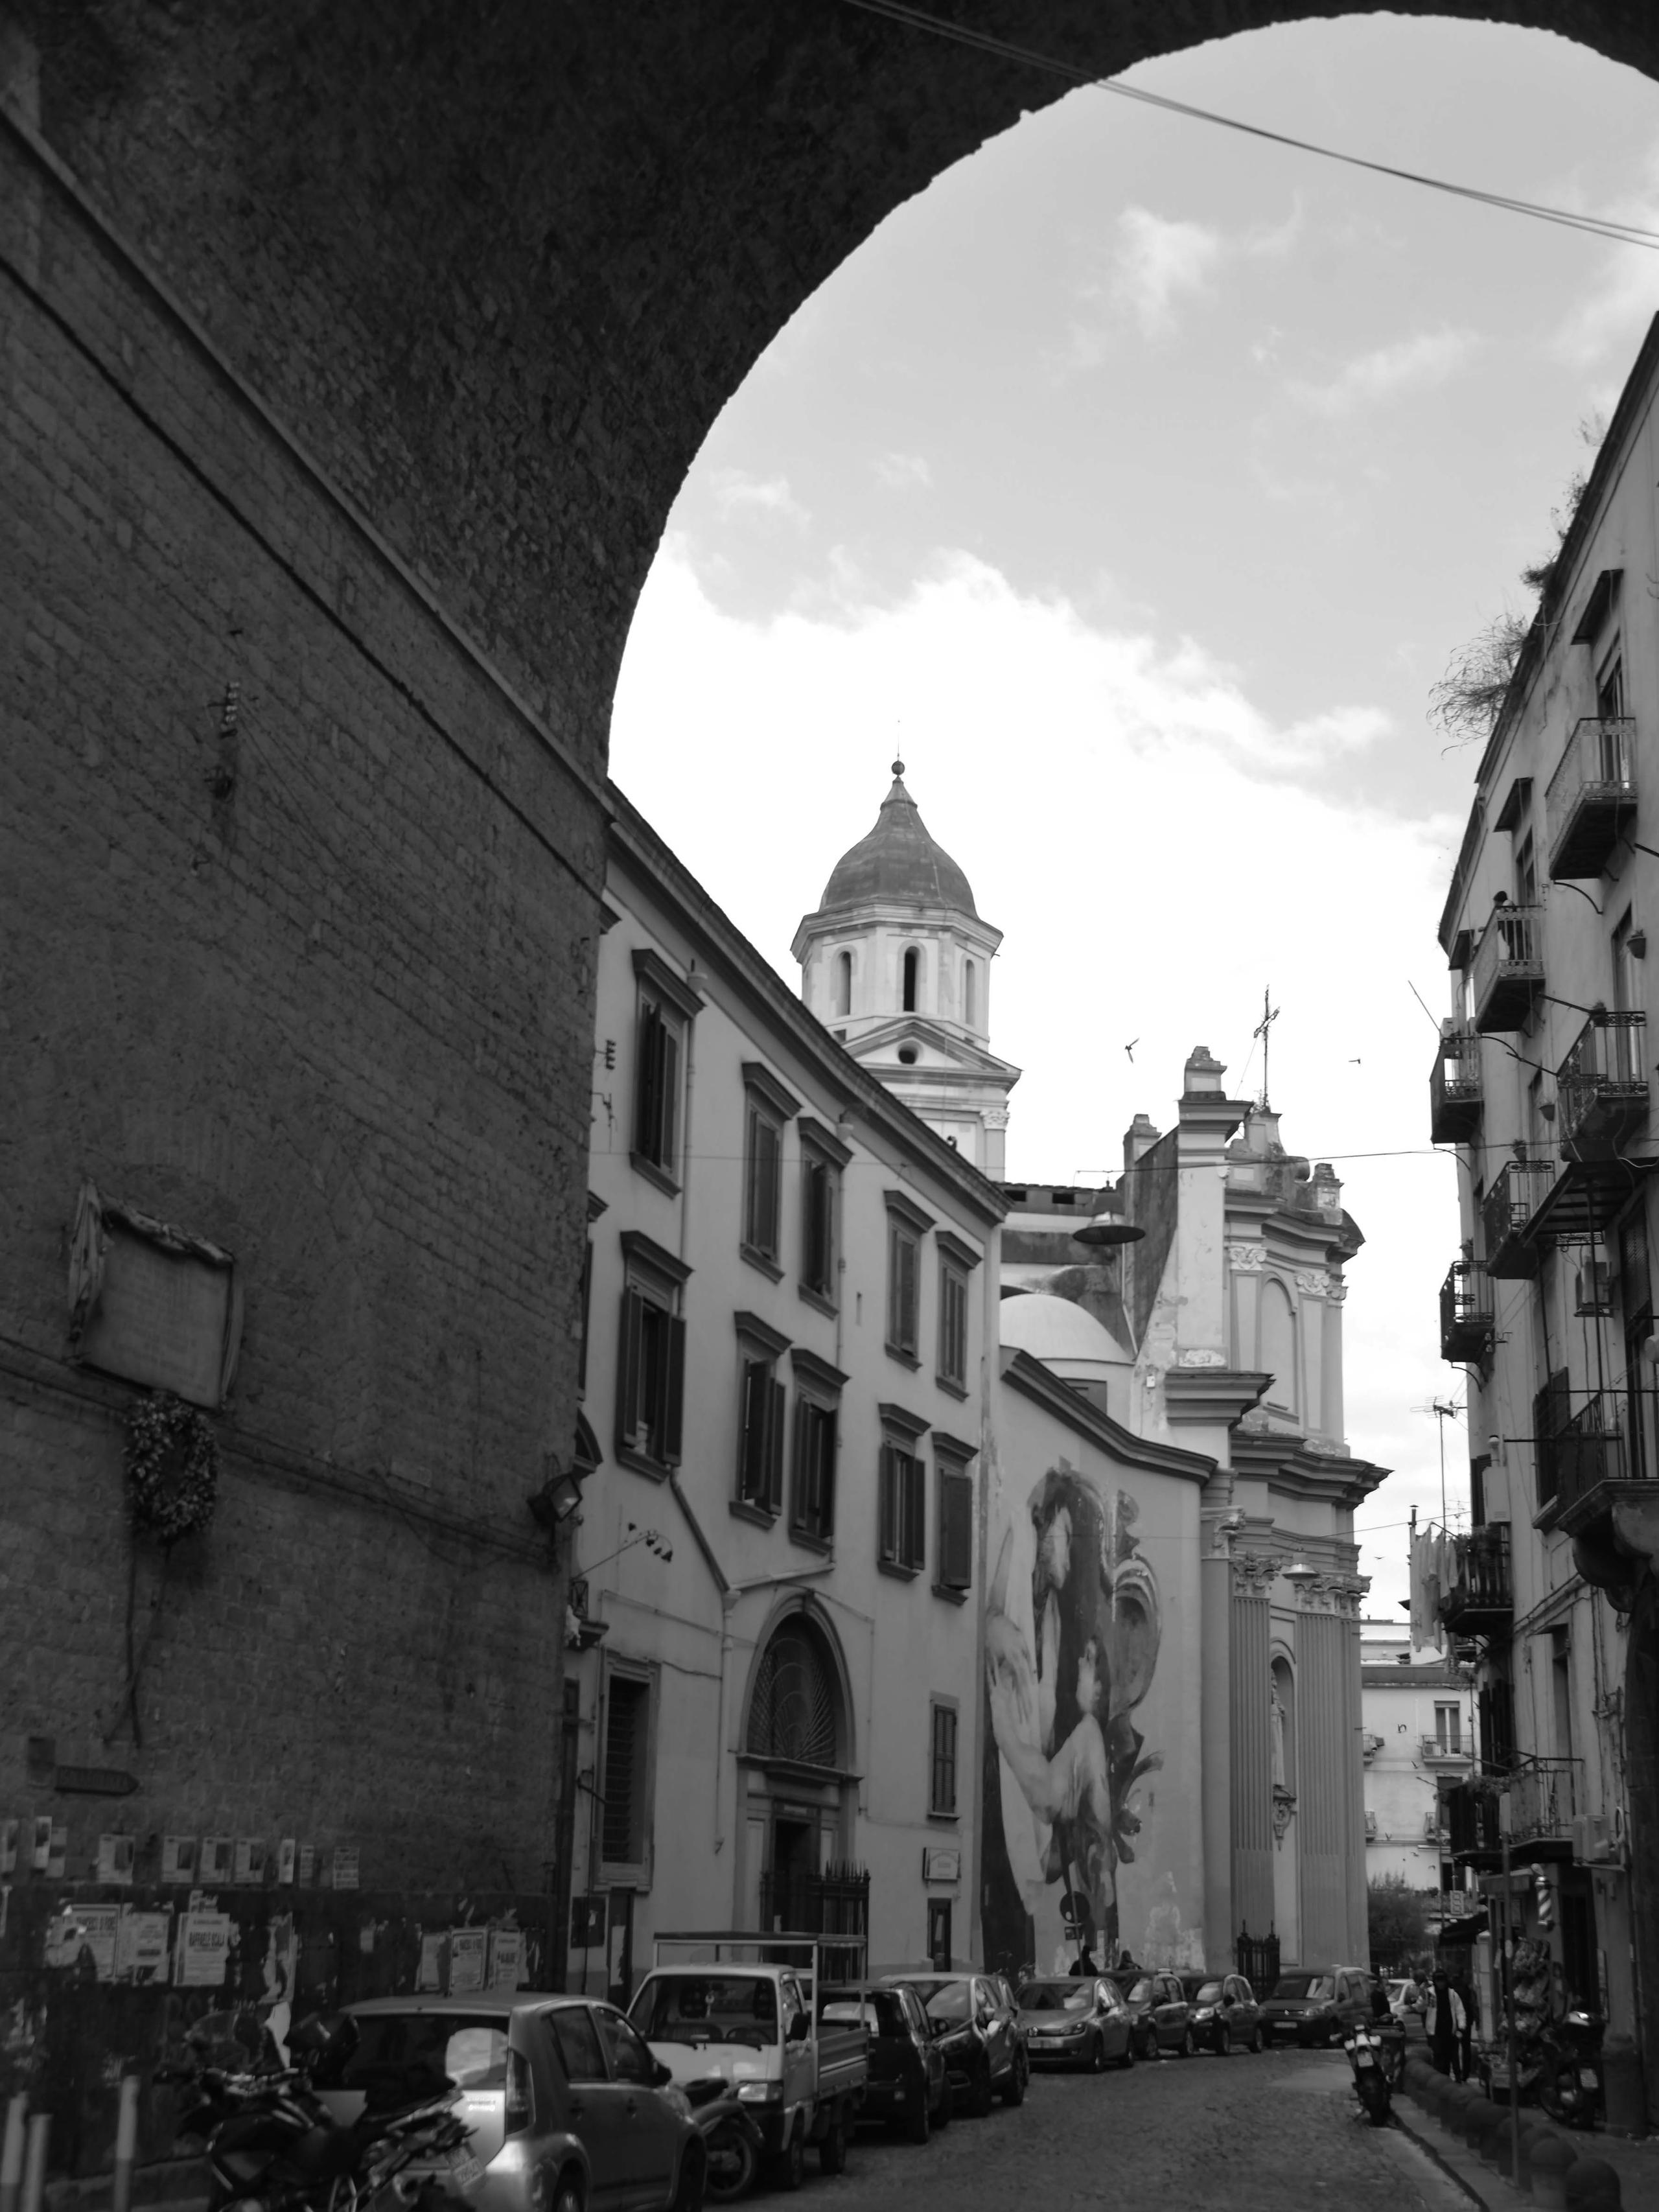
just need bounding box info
[628,1933,868,2189]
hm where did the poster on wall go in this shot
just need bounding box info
[97,1835,135,1886]
[447,1930,487,1994]
[488,1929,524,1991]
[178,1910,234,1986]
[161,1836,198,1884]
[981,1461,1168,1979]
[417,1933,445,1992]
[116,1909,173,1983]
[45,1905,121,1976]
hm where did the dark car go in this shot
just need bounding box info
[1108,1970,1194,2060]
[1017,1977,1135,2073]
[330,1994,704,2212]
[822,1985,947,2143]
[1259,1967,1375,2049]
[880,1973,1027,2115]
[1178,1973,1263,2056]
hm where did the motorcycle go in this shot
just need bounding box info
[682,2078,764,2203]
[1535,2008,1605,2132]
[1341,2023,1392,2126]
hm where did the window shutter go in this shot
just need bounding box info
[659,1022,679,1169]
[662,1313,686,1464]
[818,1406,836,1537]
[899,1235,918,1351]
[941,1470,973,1590]
[906,1450,925,1569]
[758,1119,780,1253]
[634,1006,660,1157]
[767,1377,786,1513]
[739,1360,763,1501]
[877,1444,895,1561]
[616,1286,644,1445]
[805,1160,829,1290]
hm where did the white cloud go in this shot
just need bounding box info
[874,452,933,491]
[709,468,809,526]
[1109,207,1224,341]
[1286,327,1480,417]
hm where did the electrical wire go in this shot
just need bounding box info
[838,0,1659,253]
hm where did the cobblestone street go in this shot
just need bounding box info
[830,2047,1467,2212]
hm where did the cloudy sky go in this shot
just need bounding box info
[610,13,1659,1622]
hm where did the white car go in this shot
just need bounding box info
[1386,1978,1422,2023]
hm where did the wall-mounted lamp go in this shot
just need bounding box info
[1629,930,1647,959]
[1283,1560,1319,1587]
[528,1451,586,1530]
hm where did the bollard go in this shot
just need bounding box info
[1601,2034,1647,2140]
[1476,2103,1511,2167]
[0,2099,26,2212]
[1519,2123,1561,2193]
[110,2077,140,2212]
[1562,2156,1623,2211]
[1529,2134,1578,2212]
[18,2116,48,2212]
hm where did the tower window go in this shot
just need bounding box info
[903,946,919,1012]
[964,959,977,1029]
[834,949,852,1019]
[898,1045,918,1066]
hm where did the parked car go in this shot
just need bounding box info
[1259,1967,1375,2049]
[1178,1973,1263,2056]
[879,1972,1027,2114]
[1108,1970,1194,2060]
[1016,1976,1135,2073]
[1386,1977,1424,2024]
[326,1993,704,2212]
[820,1985,947,2143]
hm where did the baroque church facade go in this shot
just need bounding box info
[798,769,1386,1978]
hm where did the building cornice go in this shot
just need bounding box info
[1162,1368,1271,1428]
[1000,1349,1216,1484]
[1230,1425,1390,1506]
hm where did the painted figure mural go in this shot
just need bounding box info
[982,1461,1162,1973]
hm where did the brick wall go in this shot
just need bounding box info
[0,108,601,2134]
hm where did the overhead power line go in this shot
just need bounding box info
[839,0,1659,252]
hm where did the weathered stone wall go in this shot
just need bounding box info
[0,101,600,2127]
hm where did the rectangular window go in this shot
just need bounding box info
[1516,829,1538,909]
[614,1233,690,1476]
[630,951,701,1188]
[737,1356,785,1514]
[1434,1703,1461,1753]
[938,1263,968,1388]
[802,1155,837,1301]
[888,1222,920,1360]
[929,1701,958,1817]
[793,1399,838,1545]
[936,1461,974,1596]
[602,1673,652,1867]
[879,1443,926,1572]
[744,1104,783,1261]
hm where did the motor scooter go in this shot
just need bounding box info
[682,2078,765,2202]
[1535,2008,1604,2131]
[1341,2024,1392,2126]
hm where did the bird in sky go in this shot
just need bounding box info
[1124,1039,1138,1061]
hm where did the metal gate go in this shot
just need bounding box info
[1235,1922,1280,1993]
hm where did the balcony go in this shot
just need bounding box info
[1537,1386,1627,1519]
[1546,716,1636,880]
[1556,1008,1649,1155]
[1470,903,1545,1033]
[1443,1759,1580,1865]
[1440,1261,1495,1363]
[1430,1029,1484,1143]
[1481,1155,1554,1277]
[1439,1523,1512,1633]
[1421,1732,1472,1766]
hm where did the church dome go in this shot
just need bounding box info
[999,1293,1134,1373]
[818,763,978,918]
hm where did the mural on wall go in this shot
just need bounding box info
[982,1461,1163,1976]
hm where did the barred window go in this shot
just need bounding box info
[602,1672,652,1867]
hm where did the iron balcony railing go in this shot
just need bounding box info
[1545,716,1636,880]
[1440,1261,1494,1363]
[1440,1523,1512,1628]
[1546,1390,1629,1517]
[1421,1734,1470,1764]
[1556,1008,1649,1152]
[1470,904,1545,1033]
[1442,1758,1580,1859]
[1430,1028,1484,1144]
[1482,1156,1554,1275]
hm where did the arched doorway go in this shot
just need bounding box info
[738,1607,863,1950]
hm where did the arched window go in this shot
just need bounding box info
[747,1616,844,1769]
[963,959,977,1029]
[833,949,852,1019]
[902,946,919,1013]
[1260,1280,1297,1412]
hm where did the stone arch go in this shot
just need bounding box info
[1260,1279,1298,1414]
[741,1600,855,1775]
[734,1599,859,1929]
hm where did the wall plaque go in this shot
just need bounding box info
[69,1184,242,1409]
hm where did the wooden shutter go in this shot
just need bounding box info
[757,1118,780,1254]
[940,1469,973,1590]
[817,1405,836,1538]
[905,1450,925,1568]
[634,1005,661,1157]
[659,1021,679,1169]
[877,1443,896,1561]
[662,1313,686,1464]
[804,1159,829,1290]
[900,1235,918,1353]
[767,1377,786,1513]
[739,1360,765,1502]
[616,1286,644,1447]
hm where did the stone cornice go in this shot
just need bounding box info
[1229,1426,1389,1507]
[1162,1368,1271,1428]
[999,1349,1216,1484]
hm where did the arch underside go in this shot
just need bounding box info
[14,0,1647,767]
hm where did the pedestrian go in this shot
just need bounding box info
[1424,1969,1467,2077]
[1069,1943,1098,1977]
[1452,1970,1476,2083]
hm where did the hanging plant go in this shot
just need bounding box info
[124,1391,219,1546]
